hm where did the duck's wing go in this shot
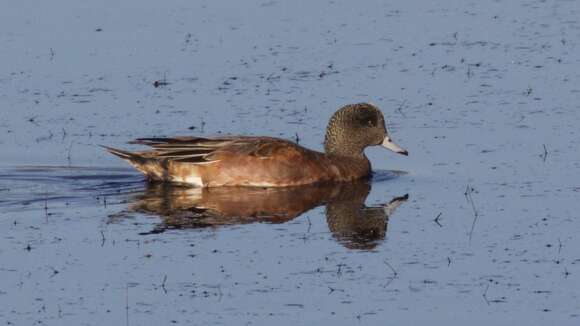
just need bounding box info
[125,136,309,164]
[128,136,236,164]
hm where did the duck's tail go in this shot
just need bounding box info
[101,145,137,160]
[101,145,162,180]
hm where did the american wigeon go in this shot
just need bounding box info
[104,103,408,187]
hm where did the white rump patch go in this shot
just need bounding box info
[177,175,204,187]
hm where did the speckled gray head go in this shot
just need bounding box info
[324,102,408,157]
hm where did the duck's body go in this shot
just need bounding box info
[105,103,407,187]
[105,136,370,187]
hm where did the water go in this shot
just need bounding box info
[1,0,580,324]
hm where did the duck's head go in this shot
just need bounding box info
[324,102,408,157]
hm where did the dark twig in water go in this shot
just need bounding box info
[336,263,346,277]
[558,238,562,254]
[44,191,49,220]
[161,275,168,294]
[383,260,398,278]
[396,100,407,118]
[525,86,533,96]
[100,230,106,247]
[36,130,54,143]
[564,267,570,278]
[27,116,40,126]
[266,73,278,81]
[464,184,472,200]
[465,185,480,243]
[482,283,491,305]
[468,211,479,243]
[382,276,396,288]
[306,216,312,233]
[49,266,59,278]
[328,286,344,294]
[49,48,55,61]
[66,142,73,166]
[217,285,223,302]
[541,144,548,162]
[125,283,130,326]
[153,72,170,88]
[466,62,481,79]
[433,212,443,227]
[447,257,452,266]
[294,132,300,144]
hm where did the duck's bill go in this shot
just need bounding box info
[384,193,409,216]
[381,136,408,156]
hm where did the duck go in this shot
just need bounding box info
[103,102,408,187]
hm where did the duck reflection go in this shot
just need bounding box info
[127,181,408,250]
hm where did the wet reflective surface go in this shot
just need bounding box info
[2,0,580,324]
[123,181,408,250]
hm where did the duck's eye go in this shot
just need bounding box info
[356,110,378,127]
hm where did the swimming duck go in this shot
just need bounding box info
[104,102,408,187]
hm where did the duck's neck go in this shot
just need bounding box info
[324,140,366,158]
[324,123,366,158]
